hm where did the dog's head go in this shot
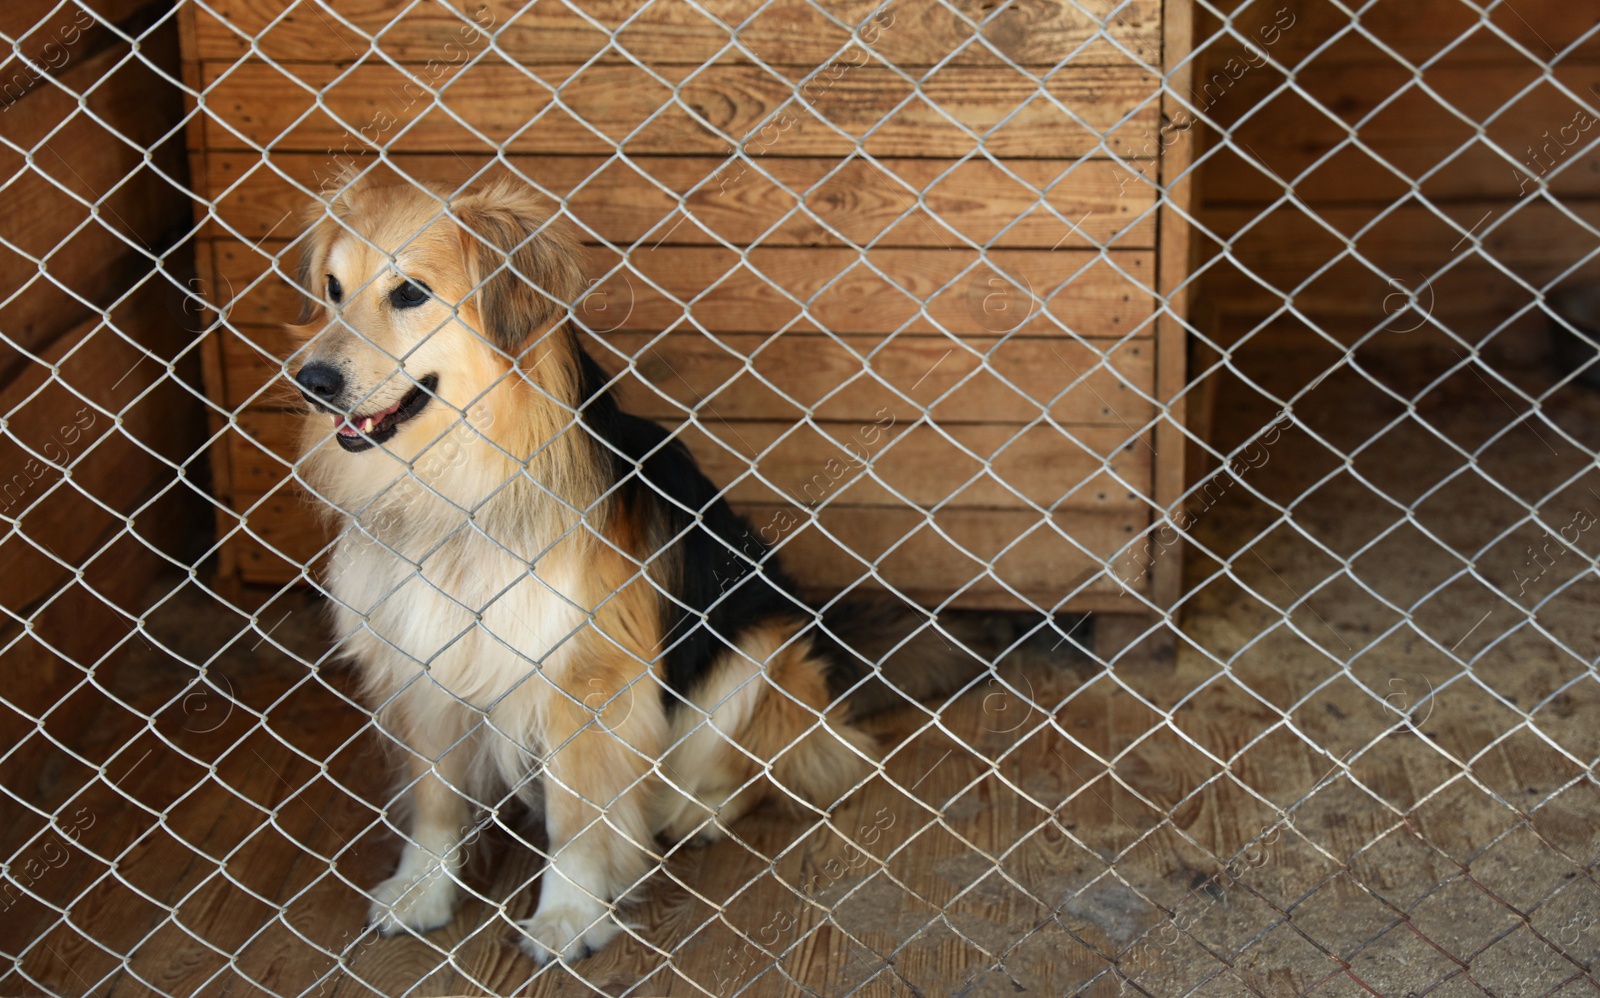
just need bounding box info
[286,175,587,457]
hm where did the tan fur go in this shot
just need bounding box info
[291,175,880,964]
[658,620,876,843]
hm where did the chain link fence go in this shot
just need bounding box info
[3,0,1598,994]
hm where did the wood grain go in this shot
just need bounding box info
[0,279,206,620]
[0,514,209,993]
[1200,61,1600,205]
[1191,25,1600,329]
[187,0,1163,68]
[1149,0,1195,611]
[207,238,1156,339]
[1203,200,1600,324]
[194,60,1161,159]
[0,23,189,373]
[0,0,154,104]
[1199,0,1597,68]
[217,326,1158,427]
[229,408,1154,511]
[201,151,1158,250]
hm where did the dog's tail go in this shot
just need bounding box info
[679,602,997,822]
[810,599,995,721]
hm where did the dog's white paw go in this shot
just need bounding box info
[514,902,620,965]
[367,869,457,935]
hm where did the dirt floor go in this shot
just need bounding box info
[2,319,1598,995]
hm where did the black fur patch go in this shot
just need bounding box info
[573,349,800,704]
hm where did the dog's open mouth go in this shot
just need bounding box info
[332,374,438,453]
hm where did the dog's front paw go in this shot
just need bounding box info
[514,902,620,965]
[367,869,457,935]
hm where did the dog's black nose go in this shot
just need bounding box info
[295,362,344,401]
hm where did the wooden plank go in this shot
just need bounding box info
[1149,0,1194,612]
[1197,0,1596,68]
[194,60,1160,159]
[187,0,1162,69]
[0,723,170,993]
[175,0,199,63]
[1184,298,1223,492]
[5,654,378,998]
[1190,23,1600,339]
[182,53,243,595]
[0,277,208,618]
[229,409,1154,511]
[1201,259,1586,338]
[1200,61,1600,205]
[599,328,1161,432]
[1212,198,1600,272]
[0,478,205,945]
[194,238,241,581]
[225,488,1149,600]
[0,0,210,949]
[0,23,190,376]
[1202,201,1600,322]
[0,0,131,106]
[133,735,385,997]
[18,734,272,996]
[201,152,1158,250]
[217,326,1158,427]
[40,589,382,997]
[208,239,1156,339]
[0,517,184,747]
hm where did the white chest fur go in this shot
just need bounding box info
[323,494,589,710]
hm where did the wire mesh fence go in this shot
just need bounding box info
[2,0,1598,994]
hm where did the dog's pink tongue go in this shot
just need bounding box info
[334,416,359,436]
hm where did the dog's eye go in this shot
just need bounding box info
[326,274,343,305]
[391,281,431,309]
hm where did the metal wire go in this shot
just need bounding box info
[2,0,1598,994]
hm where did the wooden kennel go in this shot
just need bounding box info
[179,0,1193,612]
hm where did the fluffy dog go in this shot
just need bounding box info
[287,175,981,963]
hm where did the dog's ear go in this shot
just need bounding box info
[454,181,586,354]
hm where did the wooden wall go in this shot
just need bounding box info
[0,1,206,752]
[181,0,1192,612]
[1192,1,1599,346]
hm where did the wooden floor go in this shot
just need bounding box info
[4,322,1599,996]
